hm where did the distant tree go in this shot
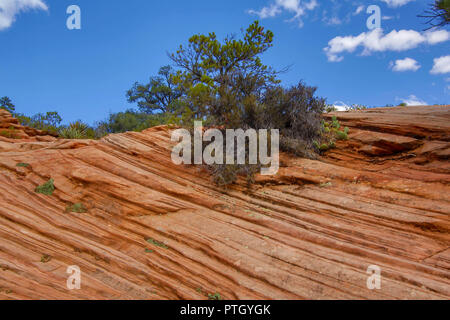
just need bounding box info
[41,111,63,128]
[0,96,15,114]
[419,0,450,29]
[126,65,183,114]
[17,111,63,133]
[96,109,171,134]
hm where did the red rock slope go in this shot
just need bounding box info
[0,106,449,300]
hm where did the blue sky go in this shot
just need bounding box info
[0,0,449,124]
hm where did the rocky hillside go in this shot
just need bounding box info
[0,106,449,300]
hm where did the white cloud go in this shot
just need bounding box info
[426,30,450,44]
[325,16,342,25]
[248,4,281,19]
[430,55,450,75]
[324,29,450,62]
[0,0,47,31]
[332,101,350,111]
[248,0,318,27]
[381,0,414,8]
[390,57,421,72]
[354,5,365,15]
[399,95,427,106]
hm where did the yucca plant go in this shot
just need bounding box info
[59,121,95,139]
[59,126,86,139]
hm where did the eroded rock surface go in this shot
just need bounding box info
[0,106,449,300]
[0,110,57,144]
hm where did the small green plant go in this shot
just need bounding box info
[40,254,52,263]
[331,116,340,129]
[66,203,87,213]
[398,102,407,107]
[145,249,154,253]
[146,238,168,249]
[319,182,332,188]
[59,127,85,139]
[16,163,30,167]
[0,130,13,138]
[208,293,222,300]
[319,143,329,151]
[336,130,348,141]
[35,179,55,195]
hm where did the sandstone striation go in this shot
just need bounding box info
[0,106,449,300]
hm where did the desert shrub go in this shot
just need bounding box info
[398,103,407,107]
[259,82,325,144]
[35,179,55,196]
[208,163,260,187]
[280,135,317,158]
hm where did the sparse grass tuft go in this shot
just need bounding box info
[0,130,17,139]
[16,162,30,168]
[146,238,169,249]
[35,179,55,196]
[208,293,222,300]
[59,127,86,139]
[66,203,87,213]
[40,254,52,263]
[319,182,332,188]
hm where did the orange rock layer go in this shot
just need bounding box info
[0,110,57,143]
[0,106,449,300]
